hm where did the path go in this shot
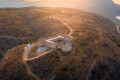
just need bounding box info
[0,35,15,39]
[50,16,73,37]
[24,62,40,80]
[25,50,53,61]
[23,16,74,80]
[116,25,120,34]
[23,43,37,61]
[46,35,65,43]
[60,21,73,37]
[23,17,73,61]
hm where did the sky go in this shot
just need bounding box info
[113,0,120,4]
[0,0,119,8]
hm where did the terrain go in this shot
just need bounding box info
[0,7,120,80]
[77,0,120,25]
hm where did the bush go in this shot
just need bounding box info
[105,33,109,35]
[26,40,30,43]
[62,66,68,72]
[1,47,5,50]
[116,42,120,47]
[111,36,120,47]
[57,48,62,51]
[111,36,117,42]
[114,53,118,56]
[0,53,3,60]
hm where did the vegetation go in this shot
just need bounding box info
[111,35,120,47]
[0,7,120,80]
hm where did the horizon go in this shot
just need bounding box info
[0,0,120,80]
[0,0,120,8]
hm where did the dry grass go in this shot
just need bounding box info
[0,7,120,80]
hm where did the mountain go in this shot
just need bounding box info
[0,7,120,80]
[77,0,120,24]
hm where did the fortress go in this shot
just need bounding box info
[39,35,72,52]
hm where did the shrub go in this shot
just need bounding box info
[111,36,117,42]
[114,53,118,56]
[105,33,109,35]
[57,48,62,51]
[8,32,12,35]
[26,40,30,43]
[1,47,5,50]
[116,42,120,47]
[62,67,68,71]
[111,36,120,47]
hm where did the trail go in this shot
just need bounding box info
[23,17,73,61]
[60,21,73,37]
[23,16,73,80]
[116,25,120,34]
[50,16,73,37]
[26,50,53,61]
[0,35,15,39]
[24,62,40,80]
[23,43,37,61]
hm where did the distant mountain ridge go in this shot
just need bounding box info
[77,0,120,24]
[91,0,120,16]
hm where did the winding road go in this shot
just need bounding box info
[51,16,73,38]
[23,17,73,61]
[116,25,120,34]
[22,15,120,80]
[23,43,37,61]
[23,16,73,80]
[24,62,40,80]
[60,21,73,37]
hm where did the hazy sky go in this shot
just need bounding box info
[113,0,120,4]
[0,0,119,8]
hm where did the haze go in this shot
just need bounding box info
[0,0,119,8]
[0,0,120,24]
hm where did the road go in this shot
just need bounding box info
[23,43,37,61]
[51,16,73,37]
[24,62,40,80]
[25,50,53,61]
[0,35,15,39]
[46,35,65,43]
[60,21,73,37]
[23,16,73,80]
[23,17,73,61]
[116,25,120,34]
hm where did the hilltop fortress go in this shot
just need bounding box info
[40,35,72,52]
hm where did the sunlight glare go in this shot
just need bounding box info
[25,0,57,2]
[113,0,120,5]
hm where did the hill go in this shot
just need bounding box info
[0,7,120,80]
[0,7,68,60]
[77,0,120,25]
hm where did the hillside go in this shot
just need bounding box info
[0,7,68,60]
[76,0,120,25]
[0,7,120,80]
